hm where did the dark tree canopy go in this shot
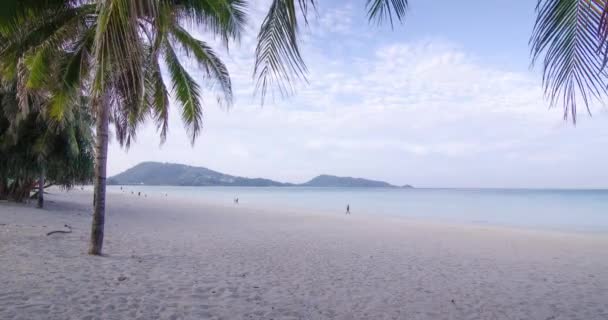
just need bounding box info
[0,85,94,202]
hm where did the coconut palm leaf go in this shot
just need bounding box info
[0,1,71,18]
[61,27,95,92]
[0,3,94,126]
[597,2,608,64]
[0,79,94,201]
[253,0,408,102]
[531,0,608,122]
[146,59,170,143]
[170,24,233,105]
[366,0,409,26]
[253,0,309,102]
[92,0,145,100]
[0,4,95,67]
[172,0,247,43]
[164,41,203,144]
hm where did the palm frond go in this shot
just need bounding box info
[144,59,169,143]
[366,0,409,26]
[110,64,150,147]
[61,27,94,92]
[0,0,73,30]
[16,58,31,114]
[254,0,409,102]
[92,0,145,101]
[164,41,203,144]
[253,0,311,103]
[170,24,232,106]
[48,89,72,122]
[172,0,247,43]
[0,5,94,83]
[598,1,608,65]
[39,28,94,128]
[24,46,52,90]
[531,0,608,122]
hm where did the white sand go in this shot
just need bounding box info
[1,189,607,320]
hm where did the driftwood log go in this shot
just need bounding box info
[46,224,72,236]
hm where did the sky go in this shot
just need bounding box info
[107,0,608,188]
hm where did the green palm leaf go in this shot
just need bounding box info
[170,24,233,106]
[164,41,203,144]
[254,0,310,102]
[151,63,170,143]
[141,55,170,143]
[366,0,409,26]
[92,0,145,100]
[531,0,608,122]
[173,0,247,43]
[597,1,608,65]
[254,0,408,102]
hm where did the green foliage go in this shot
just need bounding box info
[366,0,409,26]
[531,0,608,122]
[1,0,412,146]
[0,85,94,202]
[164,42,203,144]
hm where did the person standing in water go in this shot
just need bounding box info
[346,204,350,215]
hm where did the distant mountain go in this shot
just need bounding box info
[108,162,412,188]
[301,174,396,188]
[108,162,289,187]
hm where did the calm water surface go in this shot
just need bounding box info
[107,186,608,233]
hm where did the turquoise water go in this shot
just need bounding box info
[108,186,608,233]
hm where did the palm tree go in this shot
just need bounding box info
[0,0,243,254]
[89,0,410,254]
[85,0,245,255]
[5,0,608,254]
[0,5,96,206]
[1,0,409,255]
[0,83,95,202]
[2,0,244,254]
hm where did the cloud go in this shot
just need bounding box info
[313,4,354,35]
[106,3,608,188]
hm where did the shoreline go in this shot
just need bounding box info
[1,189,607,319]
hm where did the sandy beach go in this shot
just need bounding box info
[1,189,607,320]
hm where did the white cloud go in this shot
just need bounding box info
[314,4,354,35]
[106,3,608,188]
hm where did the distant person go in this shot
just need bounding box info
[234,197,239,204]
[346,204,350,215]
[138,192,141,197]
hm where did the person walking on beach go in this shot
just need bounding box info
[346,204,350,215]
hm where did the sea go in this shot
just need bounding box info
[107,186,608,233]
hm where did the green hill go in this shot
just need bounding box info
[108,162,412,188]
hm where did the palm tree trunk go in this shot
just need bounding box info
[89,96,109,255]
[0,177,6,200]
[37,168,44,208]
